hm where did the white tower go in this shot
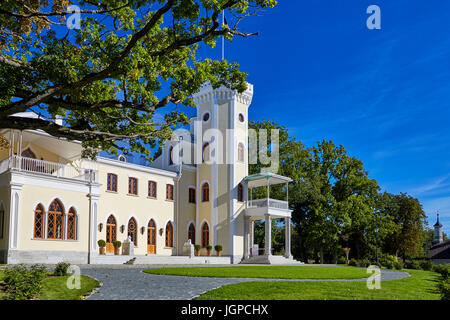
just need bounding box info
[192,83,253,263]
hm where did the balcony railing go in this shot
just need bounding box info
[0,155,98,183]
[248,198,289,210]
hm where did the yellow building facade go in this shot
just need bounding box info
[0,84,295,265]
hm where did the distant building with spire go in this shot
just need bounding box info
[434,214,443,244]
[430,214,449,264]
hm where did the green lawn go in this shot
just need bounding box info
[144,266,369,279]
[195,269,441,300]
[0,270,99,300]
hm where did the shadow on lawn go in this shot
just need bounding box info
[424,273,444,295]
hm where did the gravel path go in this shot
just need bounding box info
[80,266,410,300]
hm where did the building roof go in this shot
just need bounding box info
[430,240,450,259]
[244,172,292,188]
[434,214,443,227]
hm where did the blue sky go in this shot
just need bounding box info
[194,0,450,234]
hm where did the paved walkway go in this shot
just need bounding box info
[80,266,410,300]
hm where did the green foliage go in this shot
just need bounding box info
[394,261,404,270]
[404,260,421,270]
[206,245,212,251]
[3,264,47,300]
[113,240,122,248]
[194,244,201,251]
[438,279,450,301]
[0,1,276,158]
[214,245,223,252]
[419,259,433,271]
[336,256,346,265]
[97,240,106,247]
[356,259,371,268]
[382,193,427,260]
[249,119,428,264]
[348,259,357,267]
[54,262,71,277]
[433,265,449,280]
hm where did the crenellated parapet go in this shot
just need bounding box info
[193,82,254,106]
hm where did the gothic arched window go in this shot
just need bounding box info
[33,204,44,239]
[47,199,64,240]
[165,221,174,247]
[128,217,138,246]
[202,222,209,248]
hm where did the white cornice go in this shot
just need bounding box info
[193,83,254,106]
[94,157,178,178]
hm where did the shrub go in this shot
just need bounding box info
[3,264,47,300]
[54,262,71,277]
[206,245,212,251]
[419,259,433,271]
[433,265,449,280]
[356,259,371,268]
[394,261,404,270]
[349,259,357,267]
[336,256,346,265]
[380,254,398,268]
[113,240,122,248]
[405,260,420,270]
[214,245,223,252]
[438,279,450,301]
[97,240,106,248]
[194,244,201,251]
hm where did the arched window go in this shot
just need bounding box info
[147,219,156,254]
[21,148,37,171]
[165,221,173,247]
[67,207,77,240]
[128,217,138,246]
[202,183,209,202]
[237,183,244,202]
[201,222,209,248]
[202,142,210,163]
[21,148,36,159]
[169,146,174,165]
[106,215,117,253]
[238,143,245,162]
[47,199,64,240]
[188,223,195,244]
[33,204,44,239]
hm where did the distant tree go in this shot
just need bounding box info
[382,193,427,260]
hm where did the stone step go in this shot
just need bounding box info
[240,255,304,265]
[90,254,232,265]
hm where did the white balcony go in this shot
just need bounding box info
[0,155,98,183]
[246,198,292,218]
[244,172,293,219]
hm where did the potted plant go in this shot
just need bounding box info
[113,240,122,255]
[98,240,106,255]
[194,244,201,256]
[215,245,223,257]
[206,245,213,256]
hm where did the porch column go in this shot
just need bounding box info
[265,214,271,256]
[249,219,254,256]
[284,217,292,259]
[244,216,250,260]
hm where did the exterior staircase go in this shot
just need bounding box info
[240,255,304,265]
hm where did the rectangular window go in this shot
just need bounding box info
[148,181,157,198]
[107,173,118,192]
[189,188,196,204]
[166,184,174,200]
[129,177,138,195]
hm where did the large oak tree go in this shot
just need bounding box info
[0,0,276,158]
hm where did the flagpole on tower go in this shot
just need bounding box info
[222,9,225,61]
